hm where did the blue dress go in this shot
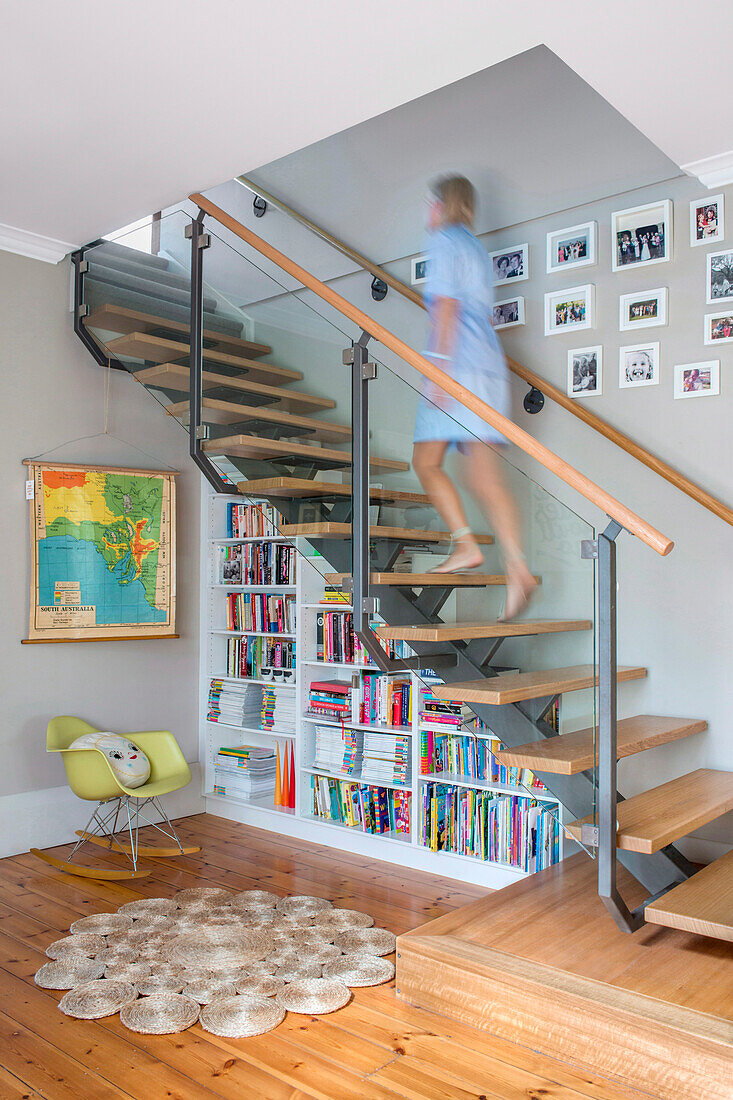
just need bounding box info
[413,224,510,447]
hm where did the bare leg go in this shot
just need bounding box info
[412,440,484,571]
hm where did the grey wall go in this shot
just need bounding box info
[0,249,201,804]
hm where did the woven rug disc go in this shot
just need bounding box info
[183,978,237,1004]
[234,973,286,998]
[289,928,336,948]
[130,913,176,930]
[333,928,396,956]
[70,913,133,935]
[312,909,374,931]
[174,888,232,908]
[228,890,279,911]
[118,898,177,917]
[200,995,285,1037]
[270,942,340,967]
[120,992,200,1034]
[169,928,270,969]
[137,974,184,995]
[106,928,151,948]
[96,947,140,967]
[35,957,105,989]
[45,933,106,959]
[104,961,151,983]
[276,978,351,1015]
[322,953,394,987]
[273,911,316,929]
[237,911,279,928]
[273,959,323,983]
[58,979,137,1019]
[275,895,333,916]
[212,961,276,983]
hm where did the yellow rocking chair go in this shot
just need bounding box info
[31,716,200,880]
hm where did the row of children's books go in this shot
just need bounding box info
[420,783,559,872]
[225,591,295,634]
[225,636,295,680]
[309,774,411,835]
[226,501,283,539]
[219,542,296,586]
[418,730,546,791]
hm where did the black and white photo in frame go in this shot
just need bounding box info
[544,284,594,336]
[704,311,733,344]
[546,221,596,274]
[690,195,724,246]
[492,296,525,329]
[618,287,667,331]
[611,200,672,272]
[706,249,733,305]
[489,243,529,286]
[673,360,720,400]
[411,255,428,285]
[567,346,602,398]
[619,341,660,388]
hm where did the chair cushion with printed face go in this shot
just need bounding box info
[69,733,151,788]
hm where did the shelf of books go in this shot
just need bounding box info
[199,488,565,888]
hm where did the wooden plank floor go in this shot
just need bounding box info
[0,814,655,1100]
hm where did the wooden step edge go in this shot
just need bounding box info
[134,363,337,410]
[279,523,493,544]
[645,849,733,941]
[432,664,646,705]
[324,571,536,587]
[494,716,708,775]
[233,477,430,505]
[163,400,351,439]
[374,618,590,642]
[202,435,409,472]
[107,330,302,380]
[84,303,272,356]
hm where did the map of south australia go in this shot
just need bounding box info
[32,465,174,633]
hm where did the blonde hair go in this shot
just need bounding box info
[432,175,475,227]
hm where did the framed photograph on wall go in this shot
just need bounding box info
[618,287,668,331]
[706,248,733,304]
[489,243,529,286]
[544,284,594,336]
[546,221,596,274]
[411,256,428,285]
[690,194,724,246]
[704,310,733,344]
[567,346,602,398]
[619,341,660,388]
[492,296,525,329]
[673,360,720,399]
[611,199,672,271]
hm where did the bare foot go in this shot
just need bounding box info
[499,562,537,621]
[429,535,484,574]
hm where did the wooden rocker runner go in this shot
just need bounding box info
[32,716,200,880]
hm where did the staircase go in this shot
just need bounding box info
[72,208,732,947]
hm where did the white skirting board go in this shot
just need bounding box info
[0,763,205,859]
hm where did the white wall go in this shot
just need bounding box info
[0,249,203,856]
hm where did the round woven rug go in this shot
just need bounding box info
[136,974,184,996]
[183,978,237,1004]
[229,890,280,911]
[174,888,233,908]
[118,898,177,918]
[120,992,200,1034]
[234,973,286,998]
[322,953,394,987]
[35,957,105,989]
[276,978,351,1015]
[58,979,137,1019]
[312,909,374,931]
[200,995,285,1037]
[275,895,332,916]
[333,928,396,957]
[70,913,132,935]
[45,933,106,959]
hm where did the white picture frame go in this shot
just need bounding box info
[544,284,594,336]
[567,345,602,398]
[619,341,660,389]
[673,360,720,399]
[611,199,672,272]
[489,243,529,286]
[546,221,596,274]
[411,255,428,285]
[618,287,668,331]
[704,310,733,345]
[492,296,525,329]
[706,248,733,305]
[690,194,725,247]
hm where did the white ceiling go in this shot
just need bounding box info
[2,0,731,251]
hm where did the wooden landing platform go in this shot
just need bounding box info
[396,854,733,1100]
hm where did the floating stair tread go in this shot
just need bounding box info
[85,304,271,357]
[494,715,707,775]
[135,363,335,411]
[280,522,493,545]
[107,332,301,384]
[566,769,733,854]
[375,618,590,642]
[324,571,529,588]
[165,399,351,443]
[433,664,646,705]
[646,849,733,941]
[203,435,409,472]
[234,477,429,505]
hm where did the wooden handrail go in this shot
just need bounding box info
[192,192,673,556]
[237,175,732,531]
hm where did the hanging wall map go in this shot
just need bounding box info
[25,461,177,642]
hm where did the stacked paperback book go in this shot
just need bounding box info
[312,724,363,777]
[213,744,276,800]
[306,679,357,722]
[207,679,263,729]
[361,732,410,786]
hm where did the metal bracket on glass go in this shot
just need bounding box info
[580,824,599,848]
[71,247,127,372]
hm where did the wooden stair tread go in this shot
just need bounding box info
[85,303,271,357]
[494,715,707,774]
[280,522,493,544]
[324,571,530,588]
[135,363,335,411]
[375,618,589,642]
[646,849,733,941]
[203,435,409,472]
[107,331,301,384]
[234,477,429,505]
[566,769,733,854]
[433,664,646,705]
[165,399,351,443]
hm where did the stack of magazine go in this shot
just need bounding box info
[213,744,276,800]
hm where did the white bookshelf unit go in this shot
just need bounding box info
[199,488,564,890]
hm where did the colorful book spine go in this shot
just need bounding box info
[308,774,411,836]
